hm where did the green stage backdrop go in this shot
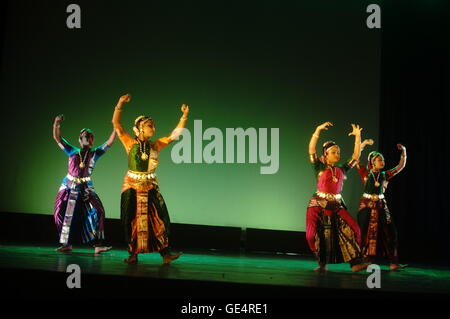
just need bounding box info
[0,0,380,231]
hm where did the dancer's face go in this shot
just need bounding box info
[372,155,385,171]
[79,131,94,148]
[325,146,340,165]
[140,120,155,139]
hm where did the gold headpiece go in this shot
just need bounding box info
[134,115,147,126]
[134,116,153,126]
[322,141,338,155]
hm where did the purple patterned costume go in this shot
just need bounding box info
[54,138,109,245]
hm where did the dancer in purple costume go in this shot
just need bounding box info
[53,114,115,254]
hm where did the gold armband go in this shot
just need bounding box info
[309,153,318,163]
[347,159,358,168]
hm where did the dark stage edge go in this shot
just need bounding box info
[1,244,450,304]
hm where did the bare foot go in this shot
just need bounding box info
[124,254,138,264]
[56,245,72,253]
[351,263,370,272]
[94,246,112,255]
[314,264,328,272]
[390,264,407,271]
[163,252,183,264]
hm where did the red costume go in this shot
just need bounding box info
[306,143,364,266]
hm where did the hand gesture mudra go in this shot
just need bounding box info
[119,94,132,104]
[397,144,406,151]
[181,104,189,114]
[54,114,64,124]
[348,124,363,136]
[317,122,333,131]
[362,139,374,146]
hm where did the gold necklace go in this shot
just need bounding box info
[78,149,89,168]
[137,139,148,160]
[371,170,381,187]
[328,165,338,183]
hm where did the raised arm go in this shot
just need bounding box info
[112,94,135,153]
[354,139,373,182]
[94,129,117,156]
[53,114,64,144]
[153,104,189,152]
[53,115,77,156]
[357,138,374,168]
[167,104,189,142]
[106,129,116,147]
[309,122,333,161]
[112,94,131,137]
[361,139,374,153]
[387,144,407,179]
[348,124,363,161]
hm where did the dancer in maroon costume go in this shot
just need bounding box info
[356,140,407,270]
[306,122,368,272]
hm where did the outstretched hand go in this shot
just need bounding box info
[348,124,363,136]
[317,122,333,131]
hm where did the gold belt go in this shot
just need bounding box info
[66,174,91,184]
[363,193,385,201]
[127,170,157,181]
[316,191,342,201]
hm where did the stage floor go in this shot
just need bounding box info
[1,243,450,300]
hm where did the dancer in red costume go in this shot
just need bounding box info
[306,122,368,272]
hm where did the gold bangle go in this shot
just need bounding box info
[181,116,188,121]
[312,134,319,138]
[347,158,358,168]
[309,153,318,163]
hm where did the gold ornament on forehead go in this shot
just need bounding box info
[134,115,153,127]
[134,115,146,125]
